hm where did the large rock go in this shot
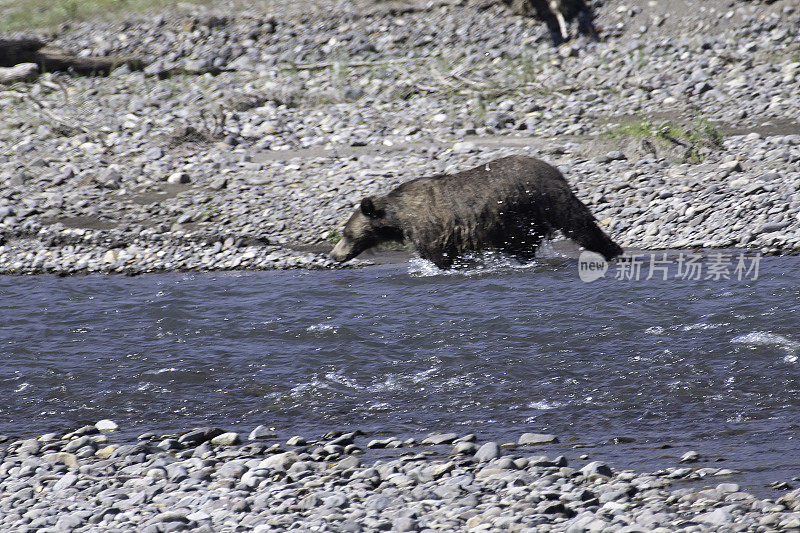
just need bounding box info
[167,172,191,184]
[580,461,613,478]
[474,441,501,462]
[260,451,299,470]
[42,452,80,469]
[450,441,478,456]
[177,427,226,446]
[697,505,736,526]
[210,432,241,446]
[248,425,276,440]
[421,432,459,445]
[95,419,118,432]
[518,433,560,445]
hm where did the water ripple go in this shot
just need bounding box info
[0,259,797,485]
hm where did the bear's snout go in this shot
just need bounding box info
[329,239,353,262]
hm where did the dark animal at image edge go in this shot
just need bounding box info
[503,0,599,45]
[330,155,623,269]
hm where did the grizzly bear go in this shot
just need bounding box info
[330,155,622,269]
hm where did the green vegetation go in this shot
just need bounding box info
[605,115,724,163]
[2,0,164,31]
[375,240,415,252]
[389,84,418,101]
[605,117,659,139]
[501,53,547,87]
[0,0,279,31]
[765,51,800,66]
[687,115,724,148]
[518,54,539,85]
[199,206,220,220]
[0,0,74,31]
[469,95,488,125]
[325,231,342,244]
[330,56,350,87]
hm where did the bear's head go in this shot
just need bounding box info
[330,196,402,262]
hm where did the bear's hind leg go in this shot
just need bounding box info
[509,249,540,264]
[504,233,544,264]
[544,13,566,45]
[577,8,599,40]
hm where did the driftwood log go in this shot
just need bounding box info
[0,63,39,84]
[0,36,144,75]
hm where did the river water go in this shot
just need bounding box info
[1,252,798,493]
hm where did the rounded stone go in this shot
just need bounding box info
[95,420,119,432]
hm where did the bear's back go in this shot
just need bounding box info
[387,155,569,213]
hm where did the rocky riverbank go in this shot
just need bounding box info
[2,422,799,532]
[0,0,799,274]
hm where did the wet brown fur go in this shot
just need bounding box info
[331,155,622,269]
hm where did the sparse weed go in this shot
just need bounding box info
[199,207,220,220]
[519,55,538,85]
[605,115,724,163]
[325,231,342,244]
[434,55,455,74]
[330,57,350,86]
[198,106,226,139]
[284,62,299,77]
[446,95,459,123]
[604,117,658,139]
[389,84,418,102]
[470,95,488,125]
[688,116,723,148]
[0,0,215,31]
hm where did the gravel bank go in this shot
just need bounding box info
[3,422,800,532]
[1,0,799,274]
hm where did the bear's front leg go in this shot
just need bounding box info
[416,243,455,270]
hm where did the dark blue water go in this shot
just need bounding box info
[1,254,799,492]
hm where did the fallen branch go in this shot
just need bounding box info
[35,47,145,75]
[0,63,38,84]
[0,37,145,75]
[22,92,92,134]
[282,56,439,71]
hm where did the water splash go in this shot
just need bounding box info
[682,322,727,331]
[527,400,564,410]
[731,331,799,363]
[323,370,364,390]
[306,324,339,334]
[407,252,540,278]
[144,367,180,375]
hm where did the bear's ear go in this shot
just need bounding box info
[360,197,384,218]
